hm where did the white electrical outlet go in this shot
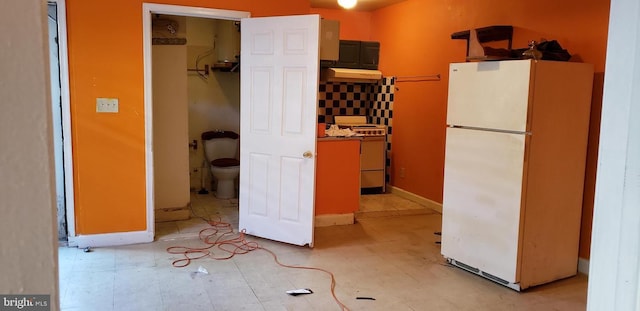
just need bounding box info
[96,98,119,113]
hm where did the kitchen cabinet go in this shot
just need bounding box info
[335,40,360,68]
[320,19,339,61]
[332,40,380,70]
[359,41,381,69]
[314,138,361,226]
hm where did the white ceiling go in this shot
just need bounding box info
[310,0,406,11]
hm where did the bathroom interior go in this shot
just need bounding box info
[152,14,242,223]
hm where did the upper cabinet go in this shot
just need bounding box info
[358,41,381,70]
[335,40,360,68]
[320,19,340,61]
[325,40,380,70]
[317,18,381,70]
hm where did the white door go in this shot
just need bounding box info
[441,127,526,283]
[447,60,533,132]
[239,15,320,246]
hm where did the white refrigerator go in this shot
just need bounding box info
[441,59,594,291]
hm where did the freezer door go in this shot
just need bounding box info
[441,127,526,283]
[447,60,532,132]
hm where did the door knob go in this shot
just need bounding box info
[303,151,313,158]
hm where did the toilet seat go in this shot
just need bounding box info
[211,158,240,167]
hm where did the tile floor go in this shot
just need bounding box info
[59,193,588,311]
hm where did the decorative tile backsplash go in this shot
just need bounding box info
[369,76,395,147]
[370,77,395,183]
[318,77,396,184]
[317,83,369,124]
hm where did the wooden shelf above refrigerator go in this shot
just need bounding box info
[451,25,514,61]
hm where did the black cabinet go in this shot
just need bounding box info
[328,40,380,70]
[335,40,361,68]
[359,41,380,69]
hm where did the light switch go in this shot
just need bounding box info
[96,98,119,113]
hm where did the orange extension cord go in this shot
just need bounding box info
[166,215,350,311]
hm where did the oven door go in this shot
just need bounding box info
[360,136,385,190]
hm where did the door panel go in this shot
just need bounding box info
[247,153,269,217]
[280,156,304,221]
[447,60,532,132]
[283,69,306,133]
[441,127,526,282]
[239,15,320,246]
[249,69,272,132]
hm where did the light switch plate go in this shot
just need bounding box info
[96,98,119,113]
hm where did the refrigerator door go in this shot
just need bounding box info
[441,127,526,283]
[447,60,533,132]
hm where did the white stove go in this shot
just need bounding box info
[333,115,386,192]
[333,116,386,136]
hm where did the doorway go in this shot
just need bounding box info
[151,13,242,237]
[143,4,250,236]
[145,7,321,247]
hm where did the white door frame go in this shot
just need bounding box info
[587,0,640,309]
[142,3,250,237]
[49,0,76,242]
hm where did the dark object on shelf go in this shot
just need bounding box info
[451,25,514,61]
[152,37,187,45]
[513,40,571,61]
[521,40,543,60]
[212,59,240,72]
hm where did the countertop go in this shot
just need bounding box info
[317,136,363,142]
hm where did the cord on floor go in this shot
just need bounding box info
[166,214,350,311]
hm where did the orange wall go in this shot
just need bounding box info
[310,8,373,40]
[367,0,610,259]
[66,0,312,234]
[67,0,609,259]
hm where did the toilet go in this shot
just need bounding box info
[202,130,240,199]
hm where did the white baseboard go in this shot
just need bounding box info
[315,213,354,227]
[389,186,443,213]
[68,230,154,248]
[578,257,590,275]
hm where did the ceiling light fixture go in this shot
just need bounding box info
[338,0,357,9]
